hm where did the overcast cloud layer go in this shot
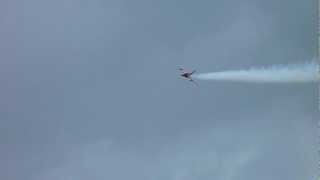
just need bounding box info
[1,0,319,180]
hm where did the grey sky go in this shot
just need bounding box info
[1,0,318,179]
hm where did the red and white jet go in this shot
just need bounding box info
[179,68,198,86]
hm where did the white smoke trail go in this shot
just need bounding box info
[193,62,320,83]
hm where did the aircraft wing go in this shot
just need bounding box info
[189,78,199,86]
